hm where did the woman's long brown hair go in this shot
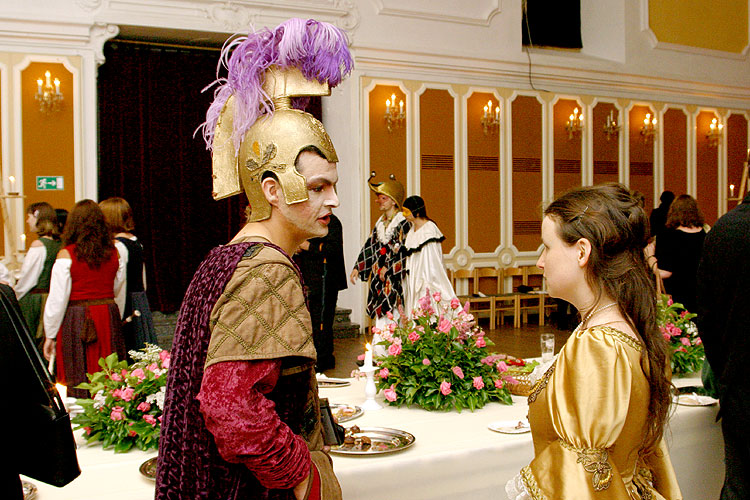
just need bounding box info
[62,199,114,269]
[544,183,671,453]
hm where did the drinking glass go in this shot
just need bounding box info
[540,333,555,362]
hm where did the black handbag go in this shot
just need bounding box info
[0,284,80,487]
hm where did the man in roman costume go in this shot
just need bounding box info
[350,175,409,355]
[155,18,352,500]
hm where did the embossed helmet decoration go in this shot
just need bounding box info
[204,18,353,222]
[368,172,405,209]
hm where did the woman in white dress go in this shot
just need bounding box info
[402,196,457,316]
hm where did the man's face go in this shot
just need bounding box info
[376,194,396,213]
[276,151,339,240]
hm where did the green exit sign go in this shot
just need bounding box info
[36,176,64,190]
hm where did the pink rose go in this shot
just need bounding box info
[667,298,674,306]
[143,414,157,426]
[128,430,137,437]
[475,337,486,348]
[371,327,382,336]
[450,297,461,309]
[388,339,402,356]
[473,376,485,390]
[440,381,452,396]
[694,337,702,345]
[418,292,432,311]
[110,406,125,421]
[357,353,366,361]
[379,368,390,379]
[84,426,92,435]
[384,385,397,402]
[147,363,159,373]
[158,415,163,423]
[502,375,519,385]
[120,387,135,402]
[386,311,394,320]
[496,361,509,373]
[662,332,671,341]
[680,310,688,318]
[388,322,396,333]
[131,368,146,382]
[676,346,688,353]
[451,366,464,379]
[432,292,442,303]
[121,369,129,378]
[159,350,170,363]
[422,358,431,366]
[438,316,452,334]
[680,337,691,346]
[137,401,151,412]
[463,301,471,313]
[494,379,504,389]
[408,331,420,343]
[110,372,122,382]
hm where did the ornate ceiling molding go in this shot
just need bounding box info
[90,23,120,66]
[372,0,501,26]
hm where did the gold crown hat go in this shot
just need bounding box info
[204,19,353,222]
[368,172,405,209]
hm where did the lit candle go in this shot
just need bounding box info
[569,113,575,122]
[644,114,650,126]
[385,98,391,113]
[8,175,16,192]
[364,343,373,368]
[391,94,396,109]
[746,148,750,162]
[399,100,403,114]
[483,104,488,118]
[45,70,51,87]
[54,78,60,94]
[495,106,500,121]
[730,184,735,197]
[56,383,67,401]
[20,233,26,250]
[37,78,42,93]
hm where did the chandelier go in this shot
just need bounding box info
[35,71,63,114]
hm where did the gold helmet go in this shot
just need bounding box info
[204,19,353,222]
[368,173,405,209]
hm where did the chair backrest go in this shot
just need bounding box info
[502,267,525,292]
[474,267,502,295]
[451,269,473,295]
[523,265,546,290]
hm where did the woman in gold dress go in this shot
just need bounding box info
[506,184,681,500]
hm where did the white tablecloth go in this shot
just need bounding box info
[22,376,723,500]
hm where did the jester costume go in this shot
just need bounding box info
[155,18,352,500]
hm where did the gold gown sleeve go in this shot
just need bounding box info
[522,328,643,499]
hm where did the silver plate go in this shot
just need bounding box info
[317,378,351,388]
[139,457,158,480]
[330,404,363,423]
[329,426,415,455]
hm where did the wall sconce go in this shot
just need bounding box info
[565,107,583,140]
[481,99,500,135]
[384,93,405,132]
[640,113,657,143]
[706,117,723,147]
[35,70,63,114]
[603,110,620,140]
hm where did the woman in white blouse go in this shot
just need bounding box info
[43,200,126,398]
[401,195,457,316]
[15,202,62,350]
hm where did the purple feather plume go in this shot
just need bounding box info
[201,18,353,153]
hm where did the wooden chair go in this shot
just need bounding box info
[451,268,495,329]
[519,265,553,325]
[496,267,525,328]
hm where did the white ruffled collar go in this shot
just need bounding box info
[404,220,444,249]
[375,212,406,244]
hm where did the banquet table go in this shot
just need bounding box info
[21,376,723,500]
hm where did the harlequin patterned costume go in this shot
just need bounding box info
[506,326,682,500]
[354,212,410,319]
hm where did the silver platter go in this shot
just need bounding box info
[330,403,363,423]
[329,426,415,455]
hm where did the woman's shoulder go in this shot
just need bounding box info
[571,325,643,353]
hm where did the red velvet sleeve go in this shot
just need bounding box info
[197,359,312,490]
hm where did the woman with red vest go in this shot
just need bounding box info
[43,199,126,398]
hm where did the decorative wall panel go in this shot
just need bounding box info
[696,110,719,224]
[592,102,620,185]
[511,95,542,252]
[726,113,748,211]
[369,84,407,227]
[629,105,655,210]
[552,99,582,196]
[663,108,688,198]
[466,91,499,254]
[419,88,455,250]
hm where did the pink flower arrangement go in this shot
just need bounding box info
[656,295,704,375]
[374,290,513,412]
[72,344,170,453]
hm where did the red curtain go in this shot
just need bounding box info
[97,41,246,312]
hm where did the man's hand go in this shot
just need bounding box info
[349,268,359,284]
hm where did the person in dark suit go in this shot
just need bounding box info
[295,213,347,372]
[649,190,674,237]
[696,189,750,499]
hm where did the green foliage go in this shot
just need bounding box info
[374,293,515,412]
[656,295,704,375]
[71,344,170,453]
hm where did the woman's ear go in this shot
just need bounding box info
[576,238,592,268]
